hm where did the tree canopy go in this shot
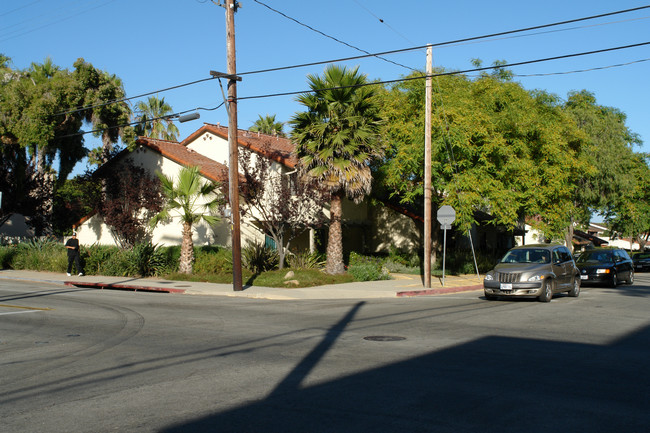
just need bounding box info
[374,66,647,247]
[0,55,133,234]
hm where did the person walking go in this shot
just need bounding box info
[65,231,84,276]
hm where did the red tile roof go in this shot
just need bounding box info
[136,136,230,183]
[184,123,298,168]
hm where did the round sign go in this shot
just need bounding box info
[437,205,456,225]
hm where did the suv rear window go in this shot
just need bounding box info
[500,248,550,264]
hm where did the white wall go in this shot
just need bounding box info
[76,146,229,248]
[186,132,229,165]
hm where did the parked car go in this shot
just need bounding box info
[575,248,634,287]
[632,252,650,272]
[483,244,580,302]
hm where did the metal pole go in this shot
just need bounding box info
[442,227,447,287]
[225,0,242,291]
[424,45,432,288]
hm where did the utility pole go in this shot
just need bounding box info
[225,0,242,291]
[424,45,433,288]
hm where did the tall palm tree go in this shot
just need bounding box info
[134,96,179,141]
[289,65,384,274]
[250,114,285,137]
[150,166,223,274]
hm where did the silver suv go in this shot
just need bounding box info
[483,244,580,302]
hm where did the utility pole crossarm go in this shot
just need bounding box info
[209,70,242,81]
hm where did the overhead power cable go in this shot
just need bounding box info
[55,103,223,140]
[53,77,216,117]
[512,57,650,77]
[351,0,417,46]
[50,4,650,118]
[240,4,650,77]
[250,0,416,71]
[237,41,650,102]
[51,42,650,141]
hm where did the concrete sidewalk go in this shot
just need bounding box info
[0,269,484,300]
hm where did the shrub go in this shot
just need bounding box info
[434,249,497,275]
[286,251,324,270]
[83,244,119,275]
[129,241,170,277]
[347,252,390,281]
[194,246,232,274]
[242,241,279,274]
[12,238,67,272]
[102,249,134,276]
[0,246,17,269]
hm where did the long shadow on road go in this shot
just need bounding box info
[162,304,650,433]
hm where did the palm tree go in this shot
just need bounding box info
[289,65,383,274]
[150,166,223,274]
[250,114,285,137]
[134,96,179,141]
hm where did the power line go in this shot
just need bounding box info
[55,104,223,140]
[0,0,43,18]
[49,5,650,118]
[52,77,217,117]
[240,5,650,77]
[47,42,650,141]
[250,0,417,71]
[237,41,650,102]
[512,57,650,77]
[0,0,118,43]
[350,0,418,46]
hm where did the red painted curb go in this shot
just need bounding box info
[397,284,483,297]
[64,281,186,294]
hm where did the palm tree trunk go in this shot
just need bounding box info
[326,192,345,274]
[179,221,194,274]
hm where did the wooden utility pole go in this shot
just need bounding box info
[226,0,242,291]
[424,45,433,288]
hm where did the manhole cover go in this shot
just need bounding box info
[363,336,406,342]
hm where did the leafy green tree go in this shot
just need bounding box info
[250,114,285,137]
[290,65,384,274]
[134,96,179,141]
[376,68,589,246]
[51,171,102,236]
[603,152,650,249]
[564,90,642,221]
[150,166,224,274]
[73,58,134,165]
[0,56,132,233]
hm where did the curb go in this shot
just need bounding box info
[64,281,187,294]
[397,284,483,297]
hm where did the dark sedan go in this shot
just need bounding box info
[632,252,650,272]
[575,248,634,287]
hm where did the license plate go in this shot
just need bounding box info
[580,275,588,280]
[500,283,512,290]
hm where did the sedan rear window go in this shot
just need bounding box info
[576,251,613,264]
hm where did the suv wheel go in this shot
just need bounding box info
[539,279,553,302]
[568,277,580,297]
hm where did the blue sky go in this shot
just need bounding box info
[2,0,649,177]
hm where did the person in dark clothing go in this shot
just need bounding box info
[65,231,84,276]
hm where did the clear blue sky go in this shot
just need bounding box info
[2,0,649,177]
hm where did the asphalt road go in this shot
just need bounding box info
[1,275,649,432]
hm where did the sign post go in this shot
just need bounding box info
[437,205,456,286]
